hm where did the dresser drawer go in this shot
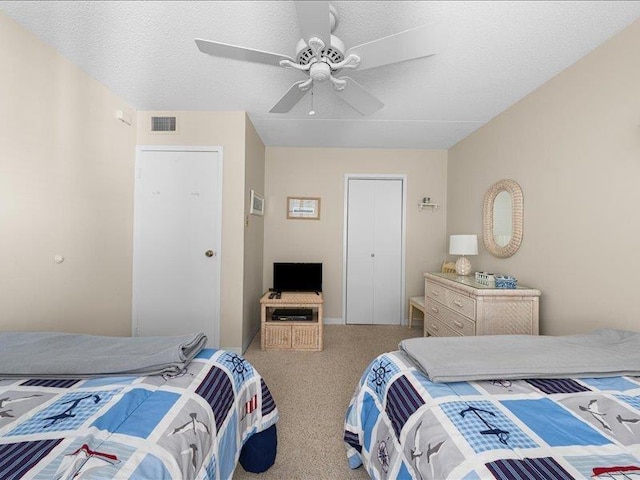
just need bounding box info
[424,272,540,338]
[444,291,476,321]
[425,314,460,337]
[426,282,447,303]
[426,298,475,336]
[426,282,476,320]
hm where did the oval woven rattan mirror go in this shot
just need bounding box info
[482,179,523,258]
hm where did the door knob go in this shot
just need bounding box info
[371,253,375,257]
[205,250,215,257]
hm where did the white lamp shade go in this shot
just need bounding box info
[449,234,478,255]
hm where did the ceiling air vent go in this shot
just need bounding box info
[150,116,177,133]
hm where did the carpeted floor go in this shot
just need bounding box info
[233,324,423,480]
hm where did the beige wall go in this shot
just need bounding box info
[0,14,137,335]
[8,7,638,344]
[264,148,447,320]
[137,111,249,350]
[448,20,640,335]
[242,116,266,350]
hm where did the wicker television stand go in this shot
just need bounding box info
[260,291,323,351]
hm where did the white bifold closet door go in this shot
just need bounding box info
[345,178,403,325]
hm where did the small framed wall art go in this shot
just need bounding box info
[287,196,321,220]
[250,190,264,216]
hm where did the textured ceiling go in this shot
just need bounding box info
[2,1,640,148]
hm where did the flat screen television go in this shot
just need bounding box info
[273,262,322,292]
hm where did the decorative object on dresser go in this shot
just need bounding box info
[423,272,540,337]
[474,271,495,286]
[448,234,478,275]
[494,274,517,289]
[483,179,524,258]
[441,261,456,273]
[260,291,324,351]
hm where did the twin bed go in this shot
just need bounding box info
[344,329,640,479]
[5,329,640,479]
[0,333,278,479]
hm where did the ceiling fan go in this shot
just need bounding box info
[195,1,439,116]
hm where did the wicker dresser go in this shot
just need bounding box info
[260,292,323,351]
[423,272,540,337]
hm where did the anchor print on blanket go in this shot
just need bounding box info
[8,390,119,436]
[43,394,101,428]
[440,400,537,453]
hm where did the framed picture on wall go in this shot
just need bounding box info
[287,197,321,220]
[250,190,264,216]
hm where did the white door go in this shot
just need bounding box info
[133,146,221,347]
[345,177,404,325]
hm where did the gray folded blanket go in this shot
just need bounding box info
[399,328,640,383]
[0,332,207,378]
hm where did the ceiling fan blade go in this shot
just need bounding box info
[295,1,331,46]
[269,81,310,113]
[195,38,293,67]
[333,77,384,116]
[345,24,440,71]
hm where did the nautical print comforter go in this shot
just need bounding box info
[344,350,640,479]
[0,348,278,479]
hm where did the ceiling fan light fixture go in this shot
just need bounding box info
[295,35,345,66]
[310,62,331,82]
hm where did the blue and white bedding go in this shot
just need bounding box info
[345,350,640,479]
[0,348,278,479]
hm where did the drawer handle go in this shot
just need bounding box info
[453,320,464,329]
[431,306,439,314]
[431,324,439,331]
[431,290,439,296]
[453,300,463,308]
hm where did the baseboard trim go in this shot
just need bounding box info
[323,317,344,325]
[323,318,417,326]
[240,324,261,354]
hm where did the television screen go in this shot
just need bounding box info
[273,263,322,292]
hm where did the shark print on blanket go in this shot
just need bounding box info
[344,350,640,480]
[0,348,279,480]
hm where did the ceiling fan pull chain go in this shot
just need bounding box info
[309,87,316,116]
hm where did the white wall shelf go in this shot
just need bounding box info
[418,202,439,212]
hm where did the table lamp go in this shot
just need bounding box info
[449,234,478,276]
